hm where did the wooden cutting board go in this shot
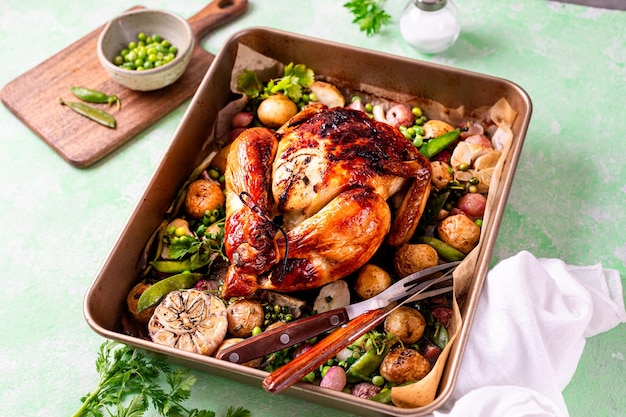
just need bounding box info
[0,0,248,168]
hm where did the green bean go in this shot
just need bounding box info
[419,129,460,159]
[58,98,116,128]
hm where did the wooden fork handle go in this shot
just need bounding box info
[262,308,387,394]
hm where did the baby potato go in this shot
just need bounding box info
[211,143,231,174]
[384,306,426,344]
[226,299,264,338]
[184,179,225,220]
[257,93,298,128]
[308,81,345,108]
[379,347,431,384]
[437,213,481,254]
[354,264,392,299]
[126,281,156,324]
[423,119,454,139]
[430,160,453,190]
[393,243,439,278]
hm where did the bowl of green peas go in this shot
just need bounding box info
[97,8,194,91]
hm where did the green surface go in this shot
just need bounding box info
[0,0,624,416]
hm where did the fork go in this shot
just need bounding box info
[216,261,459,365]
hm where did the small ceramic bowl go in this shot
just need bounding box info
[97,9,194,91]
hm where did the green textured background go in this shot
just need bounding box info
[0,1,624,416]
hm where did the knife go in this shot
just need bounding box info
[216,261,459,364]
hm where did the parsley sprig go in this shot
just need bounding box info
[344,0,391,36]
[236,62,315,102]
[73,341,251,417]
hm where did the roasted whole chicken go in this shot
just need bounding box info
[222,104,432,298]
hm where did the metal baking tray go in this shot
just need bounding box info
[84,27,532,416]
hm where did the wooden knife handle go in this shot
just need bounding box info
[262,308,387,394]
[216,308,350,364]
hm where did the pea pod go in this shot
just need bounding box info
[150,252,215,274]
[70,86,121,110]
[137,272,202,312]
[415,235,465,262]
[420,190,450,226]
[419,129,460,159]
[346,342,391,383]
[370,387,392,404]
[59,98,116,128]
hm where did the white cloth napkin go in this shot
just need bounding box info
[433,250,626,417]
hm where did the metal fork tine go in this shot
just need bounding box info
[380,260,460,299]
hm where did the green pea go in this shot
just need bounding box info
[114,32,177,71]
[371,375,385,386]
[412,106,423,117]
[252,326,263,337]
[302,371,316,383]
[208,169,220,180]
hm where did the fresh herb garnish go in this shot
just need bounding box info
[236,62,315,102]
[343,0,391,36]
[73,341,251,417]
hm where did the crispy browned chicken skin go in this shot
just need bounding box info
[222,104,431,298]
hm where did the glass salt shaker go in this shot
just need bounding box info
[400,0,461,54]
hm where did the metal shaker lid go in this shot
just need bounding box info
[413,0,448,12]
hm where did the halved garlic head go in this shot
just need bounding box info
[148,289,228,356]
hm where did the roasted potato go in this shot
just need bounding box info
[379,347,431,384]
[308,81,346,108]
[430,160,453,190]
[393,243,439,278]
[226,299,264,338]
[423,119,454,139]
[354,264,392,299]
[257,93,298,128]
[126,281,156,324]
[211,143,231,174]
[437,213,481,254]
[184,179,225,220]
[384,306,426,344]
